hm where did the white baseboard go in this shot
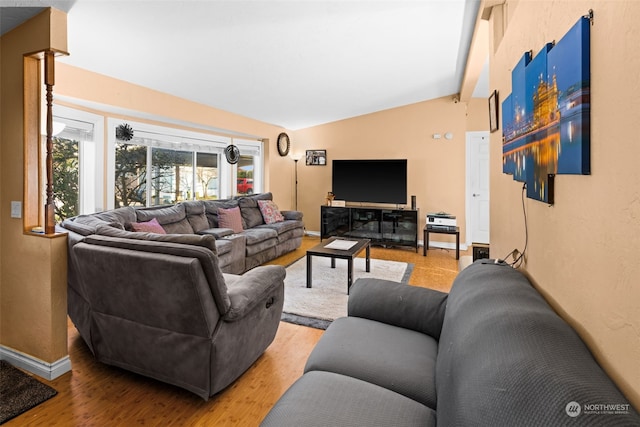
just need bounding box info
[423,240,469,251]
[0,345,71,380]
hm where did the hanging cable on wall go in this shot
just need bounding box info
[501,182,529,268]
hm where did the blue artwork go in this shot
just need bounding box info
[501,16,591,204]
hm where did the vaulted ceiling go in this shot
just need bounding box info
[2,0,489,130]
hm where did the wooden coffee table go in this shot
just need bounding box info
[306,237,371,294]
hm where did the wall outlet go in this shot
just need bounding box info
[10,201,22,219]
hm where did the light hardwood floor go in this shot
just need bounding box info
[7,236,466,426]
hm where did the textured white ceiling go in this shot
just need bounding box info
[5,0,487,130]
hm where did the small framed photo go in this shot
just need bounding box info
[306,149,327,166]
[489,90,499,133]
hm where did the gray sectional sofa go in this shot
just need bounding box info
[57,193,303,399]
[262,260,640,426]
[60,192,304,275]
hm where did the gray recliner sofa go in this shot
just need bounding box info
[68,233,285,400]
[262,260,640,426]
[57,192,301,399]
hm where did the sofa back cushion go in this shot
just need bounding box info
[237,193,272,229]
[94,206,137,227]
[80,234,230,316]
[61,207,134,236]
[181,201,210,232]
[136,204,194,234]
[96,225,217,254]
[436,260,640,425]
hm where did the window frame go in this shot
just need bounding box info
[106,119,263,209]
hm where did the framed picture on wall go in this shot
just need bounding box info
[489,90,499,133]
[306,150,327,166]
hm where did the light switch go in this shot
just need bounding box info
[11,201,22,218]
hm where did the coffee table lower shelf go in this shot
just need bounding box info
[306,237,371,294]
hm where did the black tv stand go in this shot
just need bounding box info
[320,205,418,252]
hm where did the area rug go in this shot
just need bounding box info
[0,361,57,424]
[282,256,413,329]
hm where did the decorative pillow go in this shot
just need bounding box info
[258,200,284,224]
[130,218,166,234]
[217,207,244,234]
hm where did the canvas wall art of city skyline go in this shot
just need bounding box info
[501,15,591,204]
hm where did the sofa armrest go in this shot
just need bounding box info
[348,278,448,339]
[281,210,303,221]
[197,227,234,238]
[224,265,286,321]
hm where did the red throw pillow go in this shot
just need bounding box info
[130,217,166,234]
[258,199,284,224]
[218,206,244,233]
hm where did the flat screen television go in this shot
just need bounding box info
[332,159,407,205]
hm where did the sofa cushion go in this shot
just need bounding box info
[94,206,137,227]
[255,219,303,237]
[348,278,448,340]
[260,371,436,427]
[218,207,244,234]
[95,224,217,254]
[214,238,232,256]
[435,260,640,426]
[242,227,277,245]
[197,228,235,239]
[281,210,303,221]
[61,216,109,236]
[61,211,127,236]
[237,193,272,229]
[81,235,230,315]
[182,201,209,232]
[136,204,194,234]
[257,199,284,224]
[130,218,166,234]
[203,199,239,228]
[305,316,439,409]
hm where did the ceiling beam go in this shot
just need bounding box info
[458,0,493,102]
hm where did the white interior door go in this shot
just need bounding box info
[466,131,490,244]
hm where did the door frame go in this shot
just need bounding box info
[465,131,490,247]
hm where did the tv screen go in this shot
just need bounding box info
[332,159,407,205]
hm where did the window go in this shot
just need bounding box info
[107,120,263,208]
[151,147,193,205]
[114,142,147,207]
[196,152,219,200]
[50,106,104,219]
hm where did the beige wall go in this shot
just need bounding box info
[0,9,69,363]
[291,97,488,244]
[490,0,640,407]
[54,63,294,211]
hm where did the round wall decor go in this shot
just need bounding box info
[277,132,290,156]
[224,145,240,164]
[116,123,134,141]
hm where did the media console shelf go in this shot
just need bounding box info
[320,205,418,252]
